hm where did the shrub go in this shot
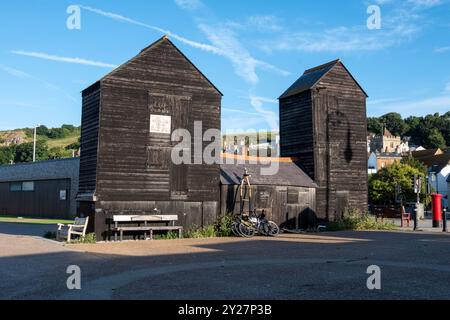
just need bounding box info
[184,225,217,239]
[70,233,96,244]
[327,208,396,231]
[153,231,180,240]
[215,215,233,237]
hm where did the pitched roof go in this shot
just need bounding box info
[412,148,443,161]
[383,128,394,137]
[279,59,368,99]
[220,162,317,188]
[83,36,223,96]
[416,153,450,173]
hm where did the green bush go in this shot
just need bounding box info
[327,209,396,231]
[153,231,180,240]
[215,215,233,237]
[70,233,97,244]
[184,225,217,239]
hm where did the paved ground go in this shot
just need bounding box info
[1,222,450,300]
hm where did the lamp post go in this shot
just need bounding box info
[33,124,40,162]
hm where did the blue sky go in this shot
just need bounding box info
[0,0,449,132]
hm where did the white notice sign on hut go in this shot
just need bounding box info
[150,115,172,134]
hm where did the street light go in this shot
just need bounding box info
[33,124,40,162]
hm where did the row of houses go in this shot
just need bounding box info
[1,36,370,239]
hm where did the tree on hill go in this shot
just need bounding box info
[13,140,48,163]
[368,112,449,149]
[379,112,409,137]
[0,146,15,165]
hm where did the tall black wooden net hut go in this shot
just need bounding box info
[77,36,222,240]
[279,59,368,221]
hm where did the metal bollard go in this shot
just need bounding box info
[443,209,448,233]
[413,203,419,231]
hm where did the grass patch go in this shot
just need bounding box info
[327,209,396,231]
[0,216,73,225]
[46,134,80,149]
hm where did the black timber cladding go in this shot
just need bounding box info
[220,163,317,229]
[78,82,100,198]
[0,158,80,219]
[77,36,222,239]
[280,60,368,221]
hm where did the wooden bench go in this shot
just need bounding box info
[375,206,411,228]
[57,217,89,243]
[112,215,183,241]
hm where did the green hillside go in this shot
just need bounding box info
[0,125,81,165]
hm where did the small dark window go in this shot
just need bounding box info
[10,182,22,192]
[287,188,299,204]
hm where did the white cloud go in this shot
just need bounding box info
[259,0,443,54]
[445,82,450,92]
[408,0,442,7]
[0,64,78,102]
[246,15,283,32]
[0,64,33,78]
[249,95,279,130]
[369,95,450,116]
[435,46,450,53]
[174,0,202,10]
[80,5,289,83]
[11,50,118,68]
[80,5,220,54]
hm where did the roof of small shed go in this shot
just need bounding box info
[220,162,318,188]
[279,59,368,99]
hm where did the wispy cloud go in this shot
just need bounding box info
[0,101,36,108]
[435,46,450,53]
[369,95,450,117]
[80,5,289,84]
[260,1,443,53]
[79,5,220,54]
[445,82,450,92]
[0,64,78,102]
[174,0,203,10]
[11,50,118,68]
[249,95,279,130]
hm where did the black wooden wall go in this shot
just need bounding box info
[220,185,316,229]
[77,37,222,239]
[280,62,368,221]
[0,179,71,219]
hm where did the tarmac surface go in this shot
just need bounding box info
[1,222,449,300]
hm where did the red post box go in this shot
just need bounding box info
[432,194,443,228]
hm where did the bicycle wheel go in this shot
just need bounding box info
[238,222,256,238]
[232,221,244,237]
[267,221,280,236]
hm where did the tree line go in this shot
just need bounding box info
[367,112,449,149]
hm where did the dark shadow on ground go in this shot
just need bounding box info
[1,230,450,300]
[0,222,56,237]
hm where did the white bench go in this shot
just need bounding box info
[57,217,89,243]
[112,215,183,241]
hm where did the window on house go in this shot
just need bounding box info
[9,181,35,192]
[22,182,35,192]
[10,182,22,192]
